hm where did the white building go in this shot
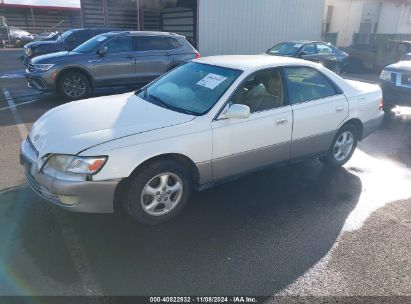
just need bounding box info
[325,0,411,46]
[81,0,325,56]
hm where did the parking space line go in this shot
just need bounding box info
[0,99,40,112]
[1,87,103,296]
[1,88,28,139]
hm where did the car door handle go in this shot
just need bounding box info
[336,106,344,112]
[276,118,288,125]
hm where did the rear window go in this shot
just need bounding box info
[135,36,175,51]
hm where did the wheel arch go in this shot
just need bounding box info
[340,118,364,140]
[113,153,200,213]
[56,66,94,91]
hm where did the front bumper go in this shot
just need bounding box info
[380,80,411,105]
[20,138,118,213]
[26,68,57,93]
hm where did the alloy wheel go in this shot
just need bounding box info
[63,74,86,98]
[140,172,184,216]
[333,131,354,162]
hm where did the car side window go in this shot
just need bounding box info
[231,69,284,113]
[301,43,317,55]
[135,36,172,51]
[317,43,334,54]
[166,37,182,49]
[105,36,132,54]
[284,67,338,104]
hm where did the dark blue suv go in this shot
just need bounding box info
[23,28,119,66]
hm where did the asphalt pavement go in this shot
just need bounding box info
[0,49,410,297]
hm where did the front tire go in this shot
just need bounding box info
[321,124,358,167]
[58,71,91,101]
[123,159,192,225]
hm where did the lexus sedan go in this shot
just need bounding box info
[21,55,384,225]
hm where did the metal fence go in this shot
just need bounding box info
[353,33,411,47]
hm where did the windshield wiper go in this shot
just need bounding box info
[147,93,172,110]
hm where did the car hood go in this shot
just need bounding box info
[32,51,85,64]
[26,40,63,50]
[386,60,411,72]
[29,92,195,157]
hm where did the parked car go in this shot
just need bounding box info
[379,58,411,109]
[26,31,199,100]
[21,55,384,225]
[266,41,348,74]
[341,43,378,72]
[23,28,119,66]
[34,31,59,42]
[5,26,35,47]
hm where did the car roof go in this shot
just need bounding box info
[194,54,318,72]
[102,31,183,37]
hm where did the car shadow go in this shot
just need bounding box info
[6,160,362,295]
[359,108,411,168]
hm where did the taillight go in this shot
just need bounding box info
[379,98,384,111]
[195,53,201,59]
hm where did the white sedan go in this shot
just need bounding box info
[21,55,384,225]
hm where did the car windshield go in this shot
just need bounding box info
[73,35,108,53]
[138,62,242,116]
[56,30,73,43]
[267,42,303,56]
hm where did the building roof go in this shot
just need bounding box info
[0,3,80,11]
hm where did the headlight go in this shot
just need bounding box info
[42,155,107,175]
[32,64,54,71]
[380,70,391,82]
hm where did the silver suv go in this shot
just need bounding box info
[26,31,199,100]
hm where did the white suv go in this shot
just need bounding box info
[21,55,384,225]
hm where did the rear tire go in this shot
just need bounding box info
[57,71,91,101]
[123,159,192,225]
[320,124,358,167]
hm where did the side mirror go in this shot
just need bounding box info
[299,51,308,58]
[219,104,250,120]
[97,46,107,56]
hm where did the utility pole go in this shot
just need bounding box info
[342,0,352,47]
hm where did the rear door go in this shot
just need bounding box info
[133,36,174,83]
[92,36,136,86]
[283,66,348,159]
[315,43,344,67]
[299,43,319,62]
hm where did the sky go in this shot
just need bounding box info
[4,0,80,8]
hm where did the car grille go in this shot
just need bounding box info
[401,73,411,85]
[28,64,35,72]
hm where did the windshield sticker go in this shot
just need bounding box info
[97,36,107,42]
[197,73,227,89]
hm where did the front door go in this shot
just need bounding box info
[92,36,136,86]
[283,66,349,159]
[211,69,292,181]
